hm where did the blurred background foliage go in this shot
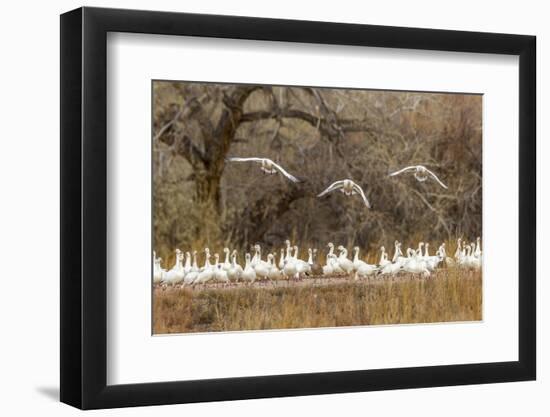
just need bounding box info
[153,81,481,263]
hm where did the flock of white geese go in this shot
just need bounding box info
[153,237,482,288]
[154,158,474,288]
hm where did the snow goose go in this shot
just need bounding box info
[282,241,297,278]
[378,260,402,277]
[183,251,192,275]
[392,241,407,266]
[213,253,230,285]
[242,253,257,284]
[153,257,166,285]
[389,165,448,189]
[184,251,200,285]
[226,157,301,183]
[222,248,232,271]
[267,254,282,281]
[278,248,286,270]
[194,249,215,286]
[293,246,311,278]
[352,247,378,278]
[352,247,369,270]
[474,237,482,262]
[403,248,430,277]
[379,246,391,267]
[226,253,241,283]
[317,179,371,208]
[454,238,463,261]
[336,246,354,275]
[164,250,185,286]
[424,243,443,271]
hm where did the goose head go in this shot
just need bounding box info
[342,179,353,195]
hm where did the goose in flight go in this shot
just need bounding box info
[317,179,371,208]
[226,157,301,183]
[389,165,448,189]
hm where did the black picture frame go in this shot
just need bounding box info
[60,6,536,410]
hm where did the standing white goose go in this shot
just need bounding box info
[474,237,482,261]
[423,243,443,271]
[402,248,430,277]
[317,179,371,208]
[241,253,257,284]
[226,157,301,183]
[184,251,199,285]
[267,254,282,281]
[352,247,378,278]
[213,254,230,285]
[183,251,192,275]
[379,246,391,267]
[283,241,298,279]
[153,256,166,285]
[251,245,270,282]
[193,248,215,286]
[327,243,344,275]
[336,246,354,275]
[389,165,448,189]
[278,248,286,270]
[226,252,240,283]
[164,249,185,286]
[222,248,232,271]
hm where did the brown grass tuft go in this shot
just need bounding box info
[153,268,481,334]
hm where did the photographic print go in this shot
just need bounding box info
[152,81,482,335]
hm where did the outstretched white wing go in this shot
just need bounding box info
[268,159,301,183]
[388,166,417,177]
[226,157,264,163]
[351,182,372,209]
[424,167,448,189]
[317,180,345,197]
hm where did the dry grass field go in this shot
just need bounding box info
[153,268,482,334]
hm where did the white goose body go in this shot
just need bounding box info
[227,253,242,282]
[389,165,448,189]
[378,246,391,267]
[337,246,354,274]
[317,179,371,208]
[153,257,166,284]
[194,250,215,285]
[164,250,185,286]
[293,246,311,277]
[241,254,257,283]
[267,254,282,280]
[184,251,199,284]
[213,254,229,283]
[402,248,430,276]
